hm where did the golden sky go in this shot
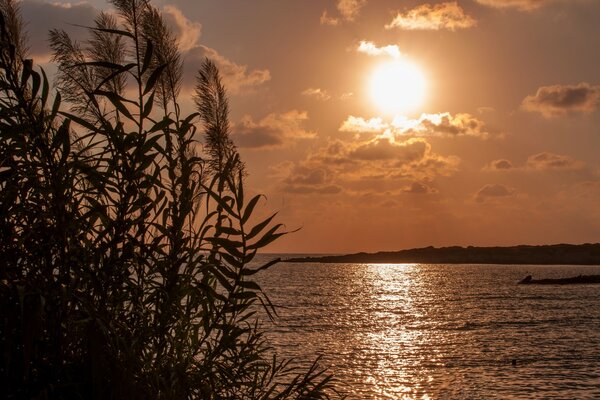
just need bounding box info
[24,0,600,253]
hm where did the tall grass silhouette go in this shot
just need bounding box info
[0,0,337,398]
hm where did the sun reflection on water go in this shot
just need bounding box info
[257,261,600,399]
[360,263,436,399]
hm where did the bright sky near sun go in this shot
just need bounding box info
[22,0,600,253]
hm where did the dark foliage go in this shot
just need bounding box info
[0,0,338,398]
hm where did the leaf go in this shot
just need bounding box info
[141,40,153,75]
[141,133,162,155]
[246,213,277,241]
[93,63,136,92]
[51,92,62,122]
[241,195,262,225]
[94,90,135,121]
[143,63,167,96]
[59,111,97,132]
[84,25,134,39]
[55,119,71,165]
[239,280,262,292]
[248,225,286,250]
[148,116,173,133]
[30,69,41,99]
[72,60,127,70]
[41,68,49,107]
[20,58,32,88]
[217,226,240,236]
[241,258,281,276]
[141,91,155,119]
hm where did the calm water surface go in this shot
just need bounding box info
[255,260,600,399]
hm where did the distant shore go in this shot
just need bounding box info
[284,243,600,265]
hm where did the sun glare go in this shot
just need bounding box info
[369,60,426,115]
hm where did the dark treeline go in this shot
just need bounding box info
[287,243,600,265]
[0,0,338,398]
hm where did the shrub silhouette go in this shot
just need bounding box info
[0,0,336,398]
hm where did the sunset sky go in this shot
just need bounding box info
[22,0,600,253]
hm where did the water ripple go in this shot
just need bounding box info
[256,262,600,399]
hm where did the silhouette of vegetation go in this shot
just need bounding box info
[0,0,337,398]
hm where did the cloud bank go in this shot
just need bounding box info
[277,136,459,195]
[340,113,492,139]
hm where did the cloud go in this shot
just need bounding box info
[526,152,584,171]
[477,106,495,114]
[349,137,428,162]
[385,2,476,31]
[184,45,270,94]
[521,83,600,117]
[340,92,354,100]
[402,181,438,194]
[340,112,492,139]
[339,116,386,133]
[475,0,550,11]
[275,161,341,195]
[232,110,316,149]
[280,164,343,195]
[395,113,491,138]
[162,5,202,52]
[475,184,514,202]
[283,184,343,195]
[356,41,401,59]
[320,11,339,26]
[302,87,331,101]
[277,137,459,195]
[320,0,366,26]
[157,4,270,94]
[20,0,97,60]
[337,0,366,21]
[485,159,513,171]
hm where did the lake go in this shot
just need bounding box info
[255,259,600,399]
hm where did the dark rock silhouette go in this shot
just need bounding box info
[286,243,600,265]
[519,274,600,285]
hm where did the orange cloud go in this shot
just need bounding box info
[302,87,332,101]
[402,181,438,194]
[277,137,459,195]
[321,0,366,26]
[484,159,514,171]
[357,41,401,59]
[162,5,202,52]
[339,116,386,133]
[526,152,584,171]
[320,10,339,26]
[521,83,600,117]
[185,45,270,94]
[475,0,549,11]
[385,2,476,31]
[475,184,514,202]
[337,0,366,21]
[232,111,315,149]
[340,113,492,139]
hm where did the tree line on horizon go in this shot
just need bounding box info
[0,0,338,398]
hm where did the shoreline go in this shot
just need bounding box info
[284,243,600,265]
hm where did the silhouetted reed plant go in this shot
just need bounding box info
[0,0,336,398]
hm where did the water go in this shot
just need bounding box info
[254,260,600,399]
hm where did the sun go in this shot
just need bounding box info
[369,60,427,115]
